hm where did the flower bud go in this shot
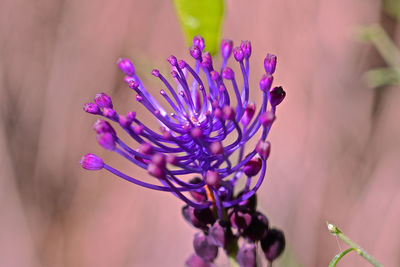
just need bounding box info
[222,67,235,80]
[93,119,116,135]
[243,157,262,177]
[259,74,274,92]
[80,153,104,170]
[264,54,277,75]
[83,103,100,114]
[261,229,285,262]
[241,103,256,126]
[151,153,166,168]
[185,254,214,267]
[229,207,252,230]
[189,177,207,202]
[237,190,257,211]
[193,35,205,51]
[240,40,252,59]
[260,111,275,127]
[233,47,244,62]
[256,140,271,160]
[190,46,202,60]
[209,221,234,248]
[117,58,135,76]
[269,86,286,107]
[97,132,116,150]
[102,108,116,119]
[210,142,224,155]
[94,93,113,108]
[243,211,269,241]
[221,39,233,59]
[147,163,165,179]
[167,55,178,66]
[193,232,218,261]
[222,106,235,121]
[201,52,213,69]
[236,243,256,267]
[205,170,221,189]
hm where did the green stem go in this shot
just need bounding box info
[326,222,383,267]
[228,254,239,267]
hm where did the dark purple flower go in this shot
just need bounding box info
[236,243,256,267]
[193,232,219,261]
[243,211,269,242]
[261,228,286,262]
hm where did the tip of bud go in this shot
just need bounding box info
[259,74,274,92]
[167,55,178,66]
[166,154,178,165]
[119,115,132,128]
[222,67,235,80]
[261,228,285,262]
[128,80,140,90]
[233,47,244,62]
[133,124,144,135]
[210,70,220,81]
[151,69,160,77]
[243,157,262,177]
[210,142,224,155]
[260,111,275,127]
[269,86,286,107]
[240,40,252,58]
[256,140,271,159]
[178,60,186,69]
[151,153,166,168]
[103,108,116,119]
[222,106,235,120]
[205,170,221,188]
[191,127,203,139]
[83,103,100,114]
[94,93,113,108]
[264,54,277,75]
[201,52,213,69]
[193,35,205,51]
[241,102,256,126]
[80,153,104,170]
[189,46,202,60]
[221,39,233,59]
[117,58,135,76]
[93,119,116,135]
[139,142,153,155]
[147,163,165,179]
[97,132,116,150]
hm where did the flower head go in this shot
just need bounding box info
[82,36,286,265]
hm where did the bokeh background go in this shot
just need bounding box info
[1,0,399,266]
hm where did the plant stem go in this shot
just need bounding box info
[326,222,383,267]
[228,254,239,267]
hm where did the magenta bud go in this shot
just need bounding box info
[167,55,178,66]
[126,111,136,121]
[218,85,226,92]
[205,170,220,188]
[136,95,142,102]
[128,80,140,90]
[233,47,244,62]
[264,54,277,75]
[213,108,223,120]
[243,157,262,177]
[151,69,160,77]
[124,76,134,84]
[191,127,203,139]
[260,111,275,127]
[185,254,214,267]
[171,70,178,79]
[261,229,285,262]
[102,108,116,119]
[80,153,104,170]
[223,106,235,121]
[243,211,269,242]
[83,103,100,114]
[133,124,144,135]
[190,46,202,60]
[193,35,205,51]
[117,58,135,76]
[94,93,113,108]
[236,243,256,267]
[210,142,224,155]
[97,132,115,150]
[118,115,132,128]
[269,86,286,107]
[178,60,186,69]
[193,232,218,262]
[210,70,219,81]
[222,67,235,80]
[256,140,271,159]
[259,74,274,92]
[241,103,256,126]
[221,39,233,59]
[139,142,153,155]
[152,153,166,168]
[240,40,252,59]
[201,52,213,69]
[166,154,178,165]
[147,163,165,179]
[93,119,116,135]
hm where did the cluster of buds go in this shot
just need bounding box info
[81,36,285,266]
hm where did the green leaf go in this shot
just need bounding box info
[173,0,225,55]
[329,248,357,267]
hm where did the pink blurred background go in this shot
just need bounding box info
[1,0,399,266]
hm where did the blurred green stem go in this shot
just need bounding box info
[326,222,383,267]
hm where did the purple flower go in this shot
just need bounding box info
[82,35,285,213]
[82,36,286,264]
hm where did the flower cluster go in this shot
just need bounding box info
[81,36,285,266]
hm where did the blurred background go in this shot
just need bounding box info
[1,0,399,266]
